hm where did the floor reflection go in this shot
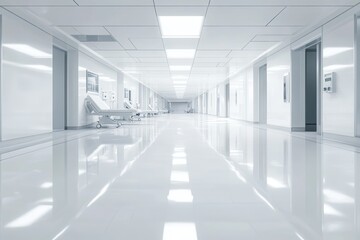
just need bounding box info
[2,115,360,239]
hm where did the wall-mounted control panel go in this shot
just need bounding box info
[323,72,335,93]
[283,73,290,103]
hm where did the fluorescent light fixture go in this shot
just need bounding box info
[79,66,86,71]
[163,222,198,240]
[6,205,52,228]
[3,44,51,58]
[170,65,191,71]
[166,49,196,59]
[323,47,352,58]
[159,16,204,38]
[167,189,193,203]
[171,171,189,183]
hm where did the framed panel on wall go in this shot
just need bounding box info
[86,71,99,93]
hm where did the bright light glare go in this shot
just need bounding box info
[173,81,187,85]
[253,188,275,211]
[163,222,198,240]
[167,189,193,203]
[40,182,53,189]
[172,75,188,80]
[173,158,187,165]
[323,189,354,204]
[28,65,52,71]
[267,177,286,188]
[172,152,186,158]
[267,65,289,72]
[166,49,196,59]
[324,204,343,216]
[159,16,204,38]
[323,47,352,58]
[171,171,190,183]
[6,205,52,228]
[3,44,51,58]
[170,65,192,71]
[324,64,353,72]
[100,76,116,82]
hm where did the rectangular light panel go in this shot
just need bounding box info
[159,16,204,38]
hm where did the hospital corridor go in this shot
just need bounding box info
[2,0,360,240]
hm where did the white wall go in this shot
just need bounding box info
[207,88,217,115]
[229,67,255,121]
[171,102,188,113]
[78,52,117,127]
[217,83,227,117]
[1,12,53,140]
[322,17,355,137]
[267,47,292,128]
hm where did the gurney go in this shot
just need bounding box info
[124,100,157,119]
[85,93,138,128]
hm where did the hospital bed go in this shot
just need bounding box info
[124,100,157,119]
[85,93,138,129]
[148,104,160,116]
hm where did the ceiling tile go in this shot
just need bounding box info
[74,26,108,35]
[252,34,290,42]
[205,7,283,26]
[75,0,154,5]
[269,6,349,26]
[210,0,358,6]
[0,0,76,5]
[96,50,130,58]
[130,38,164,50]
[27,7,158,26]
[196,50,231,57]
[127,50,166,58]
[243,41,279,50]
[163,39,199,49]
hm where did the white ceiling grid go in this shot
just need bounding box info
[1,0,359,99]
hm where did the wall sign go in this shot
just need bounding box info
[86,71,99,93]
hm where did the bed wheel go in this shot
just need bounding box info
[96,123,102,129]
[138,118,141,121]
[116,123,121,128]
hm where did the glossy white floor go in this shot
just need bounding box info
[1,114,360,240]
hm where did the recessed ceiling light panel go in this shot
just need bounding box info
[159,16,204,38]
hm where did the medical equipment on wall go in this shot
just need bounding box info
[323,72,335,93]
[110,91,116,101]
[283,73,290,103]
[101,91,108,100]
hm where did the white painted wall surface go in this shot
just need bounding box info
[1,13,53,140]
[267,47,292,128]
[78,52,117,127]
[218,83,227,117]
[229,67,254,121]
[322,17,355,137]
[208,88,217,115]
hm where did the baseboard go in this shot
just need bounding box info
[322,132,360,146]
[66,123,96,130]
[292,127,306,132]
